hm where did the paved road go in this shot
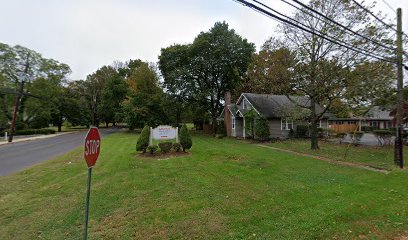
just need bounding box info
[0,128,118,176]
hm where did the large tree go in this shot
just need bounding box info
[0,43,71,140]
[159,22,255,133]
[260,0,394,149]
[123,62,167,129]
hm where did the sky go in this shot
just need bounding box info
[0,0,406,80]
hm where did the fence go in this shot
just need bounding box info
[329,124,359,133]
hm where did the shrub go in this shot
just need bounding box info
[361,126,374,132]
[373,129,394,146]
[136,125,150,153]
[14,129,56,135]
[295,125,308,138]
[147,145,158,154]
[217,121,227,136]
[255,117,270,142]
[159,142,173,153]
[351,131,364,146]
[180,124,192,152]
[172,143,182,152]
[336,132,347,143]
[288,129,295,138]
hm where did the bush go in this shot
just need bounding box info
[13,129,56,135]
[172,143,182,152]
[361,126,374,132]
[288,129,295,138]
[336,132,347,143]
[295,125,308,138]
[180,124,192,152]
[147,145,158,154]
[158,142,173,153]
[373,129,394,146]
[255,117,270,142]
[217,121,227,136]
[136,125,150,153]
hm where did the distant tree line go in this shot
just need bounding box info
[0,0,400,149]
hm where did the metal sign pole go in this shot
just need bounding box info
[84,167,93,240]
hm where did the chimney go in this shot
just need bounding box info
[224,91,232,137]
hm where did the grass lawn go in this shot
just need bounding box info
[1,133,408,239]
[266,139,403,170]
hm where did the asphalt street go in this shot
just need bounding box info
[0,128,118,176]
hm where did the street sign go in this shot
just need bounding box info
[84,127,101,168]
[83,127,101,240]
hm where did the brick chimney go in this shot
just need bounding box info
[224,91,232,136]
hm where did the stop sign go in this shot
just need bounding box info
[84,127,101,168]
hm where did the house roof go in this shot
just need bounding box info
[241,93,330,119]
[364,106,392,120]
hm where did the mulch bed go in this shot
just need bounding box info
[137,151,191,160]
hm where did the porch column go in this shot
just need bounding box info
[243,117,246,139]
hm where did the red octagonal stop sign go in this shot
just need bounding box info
[84,127,101,168]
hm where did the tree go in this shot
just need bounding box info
[85,66,116,127]
[123,62,167,129]
[0,43,71,141]
[255,117,270,142]
[136,125,150,153]
[159,22,255,134]
[98,74,128,127]
[260,0,394,149]
[180,124,192,152]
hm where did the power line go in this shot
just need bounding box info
[254,0,394,60]
[381,0,396,13]
[286,0,396,52]
[234,0,396,64]
[350,0,397,32]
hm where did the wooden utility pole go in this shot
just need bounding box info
[7,80,25,142]
[395,8,404,168]
[8,57,30,143]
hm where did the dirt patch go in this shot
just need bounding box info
[137,151,191,160]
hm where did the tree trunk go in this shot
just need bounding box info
[58,123,62,132]
[105,122,109,128]
[310,98,319,150]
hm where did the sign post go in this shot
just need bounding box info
[83,127,101,240]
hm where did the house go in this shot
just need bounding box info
[220,92,330,139]
[329,106,396,131]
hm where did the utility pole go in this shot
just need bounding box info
[8,80,25,142]
[8,56,30,143]
[395,8,404,168]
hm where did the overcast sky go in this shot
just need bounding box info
[0,0,406,80]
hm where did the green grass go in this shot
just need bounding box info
[1,133,408,239]
[267,139,403,170]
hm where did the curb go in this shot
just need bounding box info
[0,131,78,146]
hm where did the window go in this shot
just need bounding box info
[242,99,246,109]
[232,118,235,129]
[319,120,322,128]
[387,121,392,129]
[281,118,293,130]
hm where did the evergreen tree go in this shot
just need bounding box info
[136,125,150,153]
[180,124,192,152]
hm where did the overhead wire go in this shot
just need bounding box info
[285,0,396,52]
[233,0,397,64]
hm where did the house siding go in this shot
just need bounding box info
[268,119,287,138]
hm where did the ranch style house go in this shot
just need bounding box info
[220,92,331,139]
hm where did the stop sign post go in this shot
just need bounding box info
[83,127,101,240]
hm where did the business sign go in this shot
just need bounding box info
[150,125,178,145]
[152,125,177,140]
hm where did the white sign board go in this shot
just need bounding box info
[150,125,178,145]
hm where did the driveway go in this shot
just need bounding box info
[0,128,119,176]
[342,133,394,146]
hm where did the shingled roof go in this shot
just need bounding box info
[241,93,330,119]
